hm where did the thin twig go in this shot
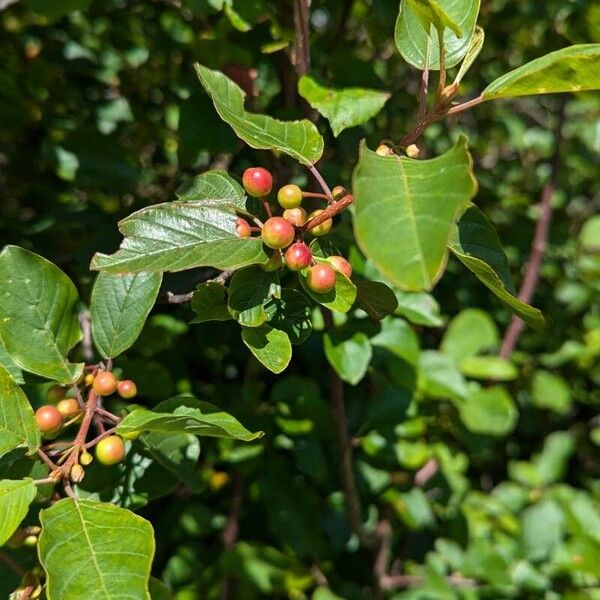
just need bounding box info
[221,473,244,600]
[37,448,59,470]
[0,551,27,576]
[381,574,477,590]
[372,515,392,600]
[304,194,353,231]
[166,291,194,304]
[500,101,566,358]
[435,28,446,101]
[446,95,484,115]
[308,164,333,199]
[292,0,311,76]
[414,458,439,487]
[418,68,430,120]
[84,426,117,449]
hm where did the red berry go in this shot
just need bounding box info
[261,217,295,249]
[236,218,251,238]
[95,436,126,466]
[328,256,352,279]
[307,263,336,294]
[56,398,80,418]
[277,184,303,209]
[117,380,137,399]
[35,405,64,434]
[261,251,283,272]
[307,210,332,236]
[283,207,308,227]
[92,371,119,396]
[242,167,273,197]
[284,243,312,271]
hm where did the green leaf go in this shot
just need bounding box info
[176,169,247,212]
[195,64,323,165]
[531,371,572,415]
[521,500,564,562]
[242,325,292,374]
[441,309,499,360]
[117,396,263,441]
[419,350,468,400]
[265,289,313,345]
[0,336,23,384]
[482,44,600,100]
[149,577,173,600]
[353,137,477,291]
[190,282,231,323]
[91,272,162,359]
[371,318,420,365]
[395,0,481,70]
[0,478,36,546]
[0,246,83,384]
[454,25,485,85]
[228,267,281,327]
[459,356,518,381]
[91,201,268,274]
[355,280,399,320]
[39,499,155,600]
[394,291,443,326]
[449,206,545,330]
[0,365,40,458]
[457,386,518,436]
[323,329,372,385]
[298,263,357,313]
[298,76,390,137]
[579,215,600,253]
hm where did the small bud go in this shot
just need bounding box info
[23,534,38,547]
[80,451,94,466]
[405,144,420,159]
[70,464,85,483]
[332,185,347,200]
[375,144,393,157]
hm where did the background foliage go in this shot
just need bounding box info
[0,0,599,598]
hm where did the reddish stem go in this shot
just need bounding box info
[303,193,354,231]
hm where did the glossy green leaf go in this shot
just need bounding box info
[117,396,263,441]
[353,137,477,291]
[298,76,390,137]
[454,25,485,85]
[0,478,36,546]
[459,356,518,381]
[228,266,281,327]
[39,499,155,600]
[190,282,231,323]
[521,500,564,562]
[395,0,481,70]
[242,325,292,374]
[298,263,357,313]
[395,291,443,326]
[458,386,518,436]
[0,365,40,459]
[91,201,268,274]
[0,246,83,384]
[323,330,372,385]
[91,271,162,359]
[355,280,399,320]
[449,206,545,330]
[176,169,247,212]
[482,44,600,100]
[441,308,499,360]
[371,318,420,365]
[195,64,323,165]
[265,289,313,345]
[419,350,468,400]
[0,336,23,384]
[531,371,572,415]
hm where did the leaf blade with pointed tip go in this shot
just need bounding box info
[91,201,269,274]
[482,44,600,100]
[324,330,372,385]
[195,64,323,165]
[455,25,485,85]
[39,499,155,600]
[449,206,545,329]
[0,246,83,384]
[228,266,281,328]
[298,76,390,137]
[242,325,292,374]
[0,479,37,546]
[353,137,477,291]
[91,271,162,359]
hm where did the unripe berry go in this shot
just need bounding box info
[327,255,352,279]
[307,263,336,294]
[261,217,295,249]
[95,435,126,466]
[261,251,283,272]
[84,373,95,386]
[117,380,137,399]
[308,210,332,237]
[46,384,65,403]
[284,243,312,271]
[92,371,118,396]
[70,464,85,483]
[56,398,80,418]
[283,207,308,227]
[332,186,347,200]
[242,167,273,197]
[80,451,94,466]
[277,184,303,209]
[236,218,251,238]
[35,405,63,435]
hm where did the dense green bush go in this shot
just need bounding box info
[0,1,599,598]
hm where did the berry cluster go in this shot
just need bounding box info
[236,167,353,294]
[35,372,138,468]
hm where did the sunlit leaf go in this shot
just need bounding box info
[0,478,36,546]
